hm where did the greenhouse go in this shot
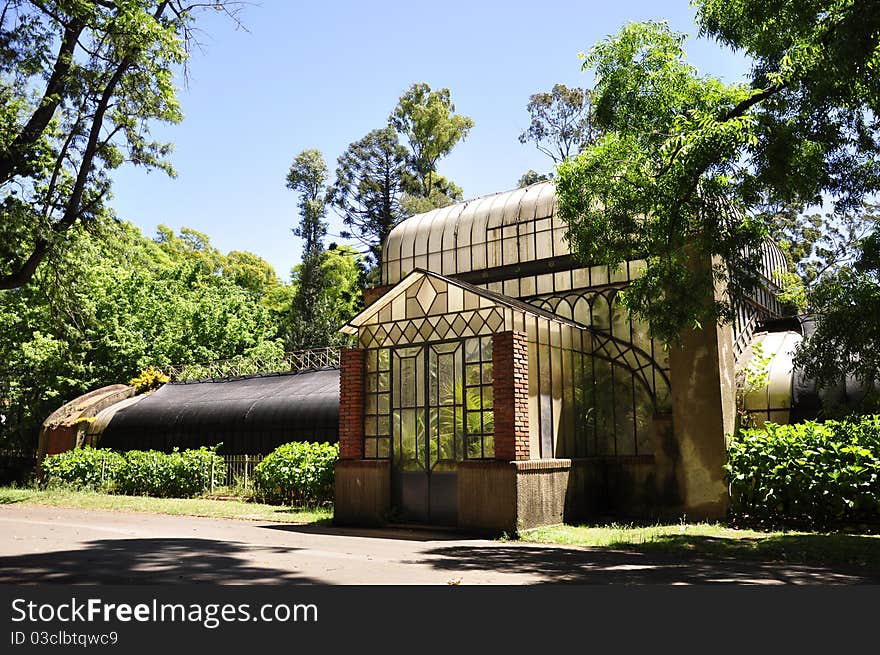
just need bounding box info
[335,181,789,532]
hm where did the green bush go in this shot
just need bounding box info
[253,441,338,505]
[726,416,880,527]
[41,448,124,490]
[114,447,225,497]
[41,446,224,498]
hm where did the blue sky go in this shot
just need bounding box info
[109,1,751,280]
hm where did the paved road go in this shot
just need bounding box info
[0,505,876,584]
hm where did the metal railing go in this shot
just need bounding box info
[164,347,340,382]
[220,453,265,490]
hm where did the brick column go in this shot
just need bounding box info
[492,331,530,461]
[339,348,365,460]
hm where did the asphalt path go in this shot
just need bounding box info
[0,505,876,584]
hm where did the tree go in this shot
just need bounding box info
[519,83,598,163]
[328,127,411,274]
[0,218,283,452]
[389,83,473,200]
[557,3,880,343]
[517,170,552,188]
[794,227,879,389]
[285,244,364,348]
[285,149,331,349]
[556,21,766,342]
[0,0,243,290]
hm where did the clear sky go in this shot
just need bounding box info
[109,0,751,280]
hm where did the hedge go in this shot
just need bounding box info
[726,416,880,527]
[40,446,225,498]
[253,441,338,505]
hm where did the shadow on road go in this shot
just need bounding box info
[0,538,317,584]
[419,544,880,584]
[258,522,469,543]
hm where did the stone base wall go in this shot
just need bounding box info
[458,459,571,534]
[333,459,390,526]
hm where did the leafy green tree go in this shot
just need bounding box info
[390,83,473,201]
[556,21,766,342]
[286,244,364,348]
[517,170,552,188]
[399,173,463,216]
[557,2,880,343]
[285,149,331,348]
[0,0,242,290]
[793,214,879,390]
[0,219,283,452]
[519,83,598,163]
[328,127,411,274]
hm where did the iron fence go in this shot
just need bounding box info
[220,453,265,490]
[163,347,340,382]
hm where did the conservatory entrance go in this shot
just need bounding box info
[385,336,495,524]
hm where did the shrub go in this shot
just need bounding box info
[41,448,124,491]
[726,416,880,528]
[41,446,224,498]
[253,441,338,505]
[129,366,170,394]
[114,446,225,497]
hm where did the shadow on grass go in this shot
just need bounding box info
[0,537,317,584]
[604,533,880,570]
[0,491,29,504]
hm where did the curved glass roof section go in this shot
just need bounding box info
[382,181,788,290]
[383,182,562,285]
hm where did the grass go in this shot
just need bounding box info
[519,521,880,571]
[0,486,332,525]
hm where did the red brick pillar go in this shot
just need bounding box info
[339,348,365,460]
[492,331,530,461]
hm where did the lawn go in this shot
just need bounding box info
[519,522,880,571]
[0,486,332,525]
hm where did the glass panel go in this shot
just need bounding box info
[591,293,611,331]
[614,372,636,456]
[594,357,615,456]
[482,386,493,409]
[482,411,494,434]
[480,336,493,361]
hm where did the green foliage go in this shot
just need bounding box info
[328,126,412,271]
[390,83,474,199]
[114,447,225,498]
[517,170,552,188]
[556,21,766,343]
[0,1,241,289]
[40,448,124,491]
[559,1,880,343]
[726,417,880,528]
[42,446,224,498]
[253,442,338,505]
[519,83,598,163]
[129,366,170,394]
[736,341,772,429]
[0,218,284,452]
